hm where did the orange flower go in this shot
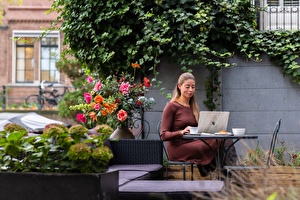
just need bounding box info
[103,102,110,108]
[107,103,117,113]
[88,111,97,122]
[94,94,104,104]
[131,63,140,68]
[101,109,109,116]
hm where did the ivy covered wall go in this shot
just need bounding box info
[146,55,300,154]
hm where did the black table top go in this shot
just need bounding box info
[183,134,258,140]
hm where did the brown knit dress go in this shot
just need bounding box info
[161,101,219,169]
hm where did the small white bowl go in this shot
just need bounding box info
[189,127,198,134]
[232,128,245,136]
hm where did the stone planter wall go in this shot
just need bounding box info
[165,165,300,189]
[0,170,118,200]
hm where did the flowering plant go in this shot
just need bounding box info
[0,123,114,173]
[69,67,155,129]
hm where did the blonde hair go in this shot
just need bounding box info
[171,72,200,121]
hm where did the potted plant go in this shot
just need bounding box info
[69,64,155,139]
[0,123,118,200]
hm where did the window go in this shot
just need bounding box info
[16,38,35,83]
[259,0,300,30]
[41,37,59,82]
[12,31,60,84]
[267,0,299,6]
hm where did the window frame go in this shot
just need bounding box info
[12,30,60,85]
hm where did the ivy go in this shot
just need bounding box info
[49,0,300,110]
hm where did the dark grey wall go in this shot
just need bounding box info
[144,55,300,155]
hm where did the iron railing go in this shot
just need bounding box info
[256,0,300,30]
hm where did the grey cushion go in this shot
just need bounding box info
[118,171,150,186]
[119,180,224,193]
[108,164,162,172]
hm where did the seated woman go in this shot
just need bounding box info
[160,72,237,177]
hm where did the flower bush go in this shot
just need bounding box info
[0,123,114,173]
[69,67,155,129]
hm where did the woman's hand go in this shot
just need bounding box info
[180,127,190,135]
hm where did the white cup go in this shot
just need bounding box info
[232,128,246,136]
[189,127,198,134]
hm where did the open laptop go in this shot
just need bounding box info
[197,111,230,134]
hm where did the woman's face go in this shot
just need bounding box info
[178,79,195,98]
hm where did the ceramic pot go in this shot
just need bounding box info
[110,126,135,139]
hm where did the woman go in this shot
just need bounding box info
[160,72,220,177]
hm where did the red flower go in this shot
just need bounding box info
[115,98,120,104]
[137,100,142,106]
[143,77,151,87]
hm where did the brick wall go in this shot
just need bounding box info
[0,0,68,105]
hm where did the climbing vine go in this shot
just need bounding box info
[49,0,300,110]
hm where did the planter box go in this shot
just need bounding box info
[0,170,118,200]
[246,166,300,188]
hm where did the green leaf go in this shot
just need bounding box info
[7,131,25,143]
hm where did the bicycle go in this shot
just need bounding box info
[25,81,70,108]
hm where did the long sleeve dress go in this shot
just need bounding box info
[160,101,219,166]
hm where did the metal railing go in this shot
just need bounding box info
[1,85,74,111]
[256,0,300,30]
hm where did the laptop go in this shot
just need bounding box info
[197,111,230,134]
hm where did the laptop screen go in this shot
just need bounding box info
[197,111,230,133]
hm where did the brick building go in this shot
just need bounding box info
[0,0,69,107]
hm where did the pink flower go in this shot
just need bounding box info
[84,92,92,104]
[117,109,128,122]
[76,113,87,123]
[87,76,93,83]
[119,82,130,95]
[93,81,102,91]
[93,103,100,110]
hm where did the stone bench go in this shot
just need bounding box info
[106,139,224,199]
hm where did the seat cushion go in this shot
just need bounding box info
[119,180,224,193]
[118,171,150,186]
[108,164,162,172]
[119,180,224,199]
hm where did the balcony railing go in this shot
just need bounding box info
[257,0,300,30]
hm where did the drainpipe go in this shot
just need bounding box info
[2,85,6,110]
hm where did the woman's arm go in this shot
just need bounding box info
[160,102,184,141]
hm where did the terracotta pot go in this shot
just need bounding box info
[110,126,135,139]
